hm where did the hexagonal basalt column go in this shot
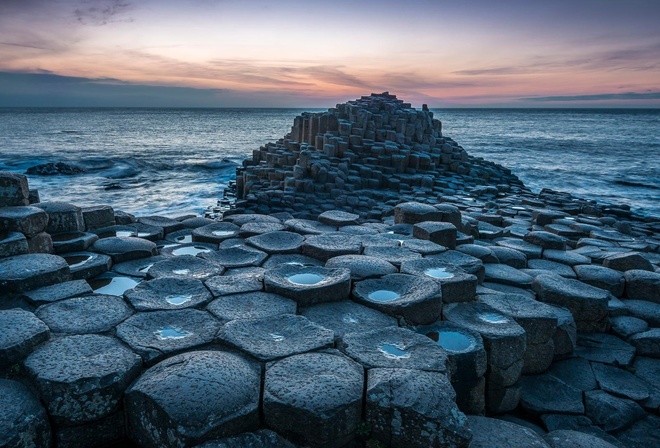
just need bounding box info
[0,379,52,448]
[301,300,399,340]
[159,242,217,257]
[413,221,458,250]
[263,351,363,447]
[394,202,442,225]
[35,202,85,233]
[218,314,334,362]
[325,254,398,280]
[0,253,70,292]
[91,237,158,263]
[35,294,133,335]
[246,231,304,254]
[61,251,112,280]
[0,205,49,237]
[24,334,142,426]
[201,245,267,268]
[147,255,224,280]
[206,291,297,323]
[532,273,609,332]
[301,232,362,261]
[0,172,29,207]
[117,309,222,365]
[192,222,241,244]
[401,258,477,303]
[126,351,260,447]
[0,309,50,369]
[366,368,472,448]
[361,245,422,267]
[352,273,442,325]
[339,327,448,373]
[124,277,212,310]
[50,231,99,254]
[264,265,351,305]
[94,223,164,241]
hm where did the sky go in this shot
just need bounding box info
[0,0,659,108]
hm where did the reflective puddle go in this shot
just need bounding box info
[424,267,455,279]
[165,294,193,305]
[175,235,193,243]
[88,276,139,296]
[379,342,410,359]
[288,273,324,285]
[342,313,359,324]
[155,326,192,340]
[368,290,400,302]
[478,312,509,324]
[211,230,236,237]
[138,263,154,273]
[172,269,190,275]
[270,333,285,342]
[65,255,92,268]
[427,330,474,351]
[171,246,211,256]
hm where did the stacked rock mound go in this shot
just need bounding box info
[2,116,660,448]
[235,92,527,219]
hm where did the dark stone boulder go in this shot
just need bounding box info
[0,171,29,207]
[624,269,660,303]
[584,390,645,432]
[0,379,52,448]
[24,334,142,425]
[0,206,49,237]
[624,299,660,326]
[0,253,70,293]
[366,368,471,448]
[35,202,85,233]
[263,351,363,447]
[219,314,334,362]
[35,294,132,334]
[519,373,585,415]
[394,202,442,224]
[544,430,620,448]
[467,416,551,448]
[193,429,296,448]
[0,308,49,369]
[26,161,84,175]
[126,350,260,447]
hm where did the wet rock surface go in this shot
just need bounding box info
[2,94,660,447]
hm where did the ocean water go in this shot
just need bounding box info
[0,107,658,217]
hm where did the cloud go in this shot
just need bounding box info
[520,92,660,102]
[74,0,133,25]
[452,67,532,76]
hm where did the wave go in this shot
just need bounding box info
[613,180,660,190]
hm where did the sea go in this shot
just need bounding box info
[0,108,658,218]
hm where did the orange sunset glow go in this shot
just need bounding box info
[1,0,659,107]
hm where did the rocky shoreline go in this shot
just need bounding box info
[1,93,659,448]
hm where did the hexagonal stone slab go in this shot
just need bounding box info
[125,277,212,310]
[246,231,304,254]
[625,269,660,302]
[204,270,264,297]
[301,232,362,261]
[94,223,164,241]
[362,245,422,267]
[61,251,112,280]
[575,333,636,366]
[35,294,133,334]
[24,334,142,425]
[532,274,609,332]
[201,245,267,268]
[584,390,645,432]
[147,255,224,280]
[35,201,84,233]
[467,416,551,448]
[138,215,184,234]
[206,291,297,323]
[544,430,620,448]
[325,254,398,280]
[338,327,448,373]
[394,202,442,225]
[111,255,166,278]
[591,362,651,401]
[125,350,260,447]
[0,205,48,237]
[51,231,99,254]
[263,351,363,447]
[484,263,534,287]
[0,379,51,448]
[574,265,625,297]
[117,309,222,365]
[219,314,334,362]
[284,218,335,235]
[0,253,70,292]
[519,374,584,415]
[192,222,241,243]
[0,309,49,368]
[0,230,28,258]
[366,368,472,448]
[318,210,360,226]
[352,273,442,325]
[21,279,93,306]
[264,265,351,305]
[401,258,477,303]
[300,300,398,339]
[91,237,158,263]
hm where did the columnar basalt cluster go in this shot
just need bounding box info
[235,93,526,219]
[2,94,660,448]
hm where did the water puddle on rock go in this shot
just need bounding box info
[427,330,473,352]
[65,255,92,268]
[270,333,285,342]
[288,273,324,285]
[88,276,139,296]
[115,231,134,237]
[368,290,400,302]
[171,246,211,256]
[211,230,236,237]
[379,342,411,359]
[165,294,193,305]
[155,326,192,340]
[175,235,193,243]
[172,269,190,275]
[478,312,509,324]
[138,263,154,273]
[342,313,359,324]
[424,267,455,279]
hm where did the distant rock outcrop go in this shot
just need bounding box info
[26,162,84,176]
